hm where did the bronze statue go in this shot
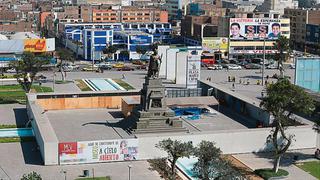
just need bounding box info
[147,50,162,78]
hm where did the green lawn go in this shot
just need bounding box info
[254,168,289,180]
[113,79,135,90]
[0,124,17,129]
[74,177,111,180]
[0,137,35,143]
[75,80,92,91]
[0,84,53,104]
[296,161,320,179]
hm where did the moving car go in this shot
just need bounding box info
[82,66,99,71]
[113,63,124,68]
[207,64,223,70]
[98,62,112,70]
[244,63,262,69]
[117,66,135,71]
[226,64,242,70]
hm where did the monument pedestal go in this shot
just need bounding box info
[133,77,188,134]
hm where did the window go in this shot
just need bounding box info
[111,18,116,20]
[281,24,290,27]
[96,18,101,20]
[103,18,108,20]
[96,13,101,16]
[111,13,116,16]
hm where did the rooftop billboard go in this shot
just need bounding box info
[229,18,282,40]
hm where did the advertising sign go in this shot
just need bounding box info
[229,18,282,40]
[59,139,138,165]
[230,49,278,54]
[187,55,201,88]
[202,37,228,50]
[129,35,152,45]
[24,39,47,52]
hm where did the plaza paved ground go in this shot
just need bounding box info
[0,142,160,180]
[0,104,28,126]
[233,149,319,180]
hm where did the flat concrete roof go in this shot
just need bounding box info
[46,108,135,142]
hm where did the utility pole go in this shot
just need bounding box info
[262,38,266,86]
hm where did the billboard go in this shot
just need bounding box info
[24,39,47,52]
[187,55,201,88]
[229,18,282,40]
[129,35,153,45]
[59,139,138,165]
[295,57,320,93]
[202,37,228,51]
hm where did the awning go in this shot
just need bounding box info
[167,96,219,107]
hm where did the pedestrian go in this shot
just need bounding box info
[209,77,211,82]
[239,79,242,84]
[39,81,42,86]
[265,80,268,86]
[257,80,261,85]
[122,74,126,79]
[232,83,235,89]
[232,76,236,82]
[266,75,269,80]
[228,76,231,82]
[246,79,250,85]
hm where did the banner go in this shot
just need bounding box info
[202,37,228,50]
[230,49,278,54]
[24,39,47,52]
[129,35,152,44]
[229,18,282,40]
[186,55,201,88]
[59,139,138,165]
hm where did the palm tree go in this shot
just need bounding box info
[56,48,74,82]
[103,45,118,60]
[273,36,290,79]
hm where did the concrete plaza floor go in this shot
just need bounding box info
[46,109,135,142]
[0,142,160,180]
[0,104,28,126]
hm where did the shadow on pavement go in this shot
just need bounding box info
[240,75,263,80]
[20,142,43,165]
[13,108,28,127]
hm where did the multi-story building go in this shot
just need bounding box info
[306,24,320,54]
[283,8,320,51]
[92,7,168,23]
[259,0,298,15]
[164,0,189,20]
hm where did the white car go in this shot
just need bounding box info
[266,64,278,69]
[227,64,242,70]
[6,68,16,73]
[207,64,223,70]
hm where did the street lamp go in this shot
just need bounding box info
[262,38,266,86]
[128,165,132,180]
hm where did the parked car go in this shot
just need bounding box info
[237,60,249,66]
[6,68,16,73]
[207,64,223,70]
[118,66,135,71]
[244,63,262,69]
[113,63,124,68]
[132,60,145,65]
[289,63,295,69]
[226,64,242,70]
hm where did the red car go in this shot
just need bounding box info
[117,66,135,71]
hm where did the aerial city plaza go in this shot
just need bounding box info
[0,0,319,179]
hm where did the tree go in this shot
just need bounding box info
[273,36,290,79]
[156,138,193,179]
[136,46,148,60]
[260,79,314,173]
[193,141,243,180]
[119,50,129,61]
[56,48,74,82]
[21,171,42,180]
[103,45,118,60]
[9,52,50,93]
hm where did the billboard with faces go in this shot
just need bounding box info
[229,18,282,40]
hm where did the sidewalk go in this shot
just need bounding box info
[233,149,318,180]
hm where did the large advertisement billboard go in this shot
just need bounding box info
[59,139,138,165]
[229,18,282,40]
[202,37,228,50]
[24,39,47,52]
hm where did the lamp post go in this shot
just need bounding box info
[128,165,132,180]
[262,38,266,86]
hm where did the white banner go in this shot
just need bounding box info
[186,55,201,88]
[59,139,138,165]
[230,49,278,54]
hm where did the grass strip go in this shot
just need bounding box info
[75,80,92,91]
[0,137,35,143]
[254,168,289,180]
[296,161,320,179]
[112,79,135,90]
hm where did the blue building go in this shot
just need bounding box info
[82,29,113,61]
[63,22,172,60]
[295,57,320,93]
